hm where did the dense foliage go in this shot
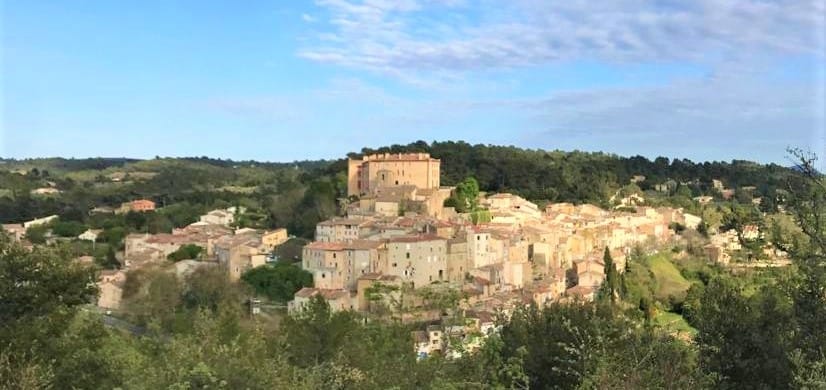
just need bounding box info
[241,262,314,303]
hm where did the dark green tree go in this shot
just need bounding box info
[241,263,313,303]
[601,247,620,303]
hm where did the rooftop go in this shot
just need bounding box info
[387,234,444,244]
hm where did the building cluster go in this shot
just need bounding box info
[288,153,699,358]
[99,206,288,311]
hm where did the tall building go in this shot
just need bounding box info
[347,153,440,196]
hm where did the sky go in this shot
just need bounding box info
[1,0,824,164]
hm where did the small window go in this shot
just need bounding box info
[406,252,410,259]
[392,262,397,267]
[477,236,480,241]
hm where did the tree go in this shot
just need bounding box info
[124,211,147,231]
[601,247,620,303]
[183,266,245,312]
[167,244,203,262]
[241,263,313,303]
[780,149,826,368]
[52,220,87,237]
[281,295,359,367]
[25,225,48,244]
[691,277,793,388]
[0,237,97,323]
[697,219,709,237]
[453,177,480,213]
[98,245,120,269]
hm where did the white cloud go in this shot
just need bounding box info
[301,13,317,23]
[299,0,824,74]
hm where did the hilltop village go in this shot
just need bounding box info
[1,152,787,359]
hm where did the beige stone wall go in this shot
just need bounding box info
[348,153,440,196]
[447,241,469,283]
[386,238,448,288]
[263,229,288,250]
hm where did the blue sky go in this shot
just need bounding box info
[2,0,824,164]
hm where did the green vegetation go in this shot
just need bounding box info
[647,253,692,301]
[166,244,203,262]
[654,311,697,336]
[241,262,314,303]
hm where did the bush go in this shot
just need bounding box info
[167,244,203,262]
[52,220,87,237]
[241,262,313,302]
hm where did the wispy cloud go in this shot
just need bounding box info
[299,0,824,76]
[301,13,317,23]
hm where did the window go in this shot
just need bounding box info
[477,236,480,241]
[395,180,399,185]
[439,270,443,279]
[406,252,410,259]
[392,262,397,267]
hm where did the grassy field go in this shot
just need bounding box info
[654,311,698,337]
[647,253,692,301]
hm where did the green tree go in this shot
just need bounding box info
[0,237,97,323]
[25,225,49,244]
[691,277,793,388]
[241,262,313,303]
[183,266,246,312]
[281,295,359,367]
[781,149,826,370]
[167,244,204,262]
[51,220,87,237]
[601,247,620,303]
[454,177,480,213]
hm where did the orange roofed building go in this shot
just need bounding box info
[347,153,440,196]
[118,199,156,214]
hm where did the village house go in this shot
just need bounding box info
[22,215,58,229]
[384,234,448,288]
[693,196,714,205]
[199,209,235,226]
[315,218,368,243]
[704,244,731,264]
[215,232,268,281]
[78,229,102,242]
[117,199,156,214]
[262,228,289,251]
[289,287,354,313]
[302,241,347,289]
[347,152,441,197]
[97,270,126,310]
[480,193,542,226]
